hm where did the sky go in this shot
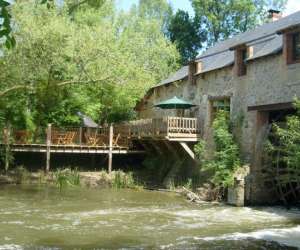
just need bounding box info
[117,0,300,16]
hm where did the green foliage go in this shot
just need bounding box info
[0,127,14,171]
[194,139,206,164]
[136,0,172,33]
[267,99,300,174]
[111,170,142,189]
[0,0,16,49]
[195,111,241,187]
[54,168,80,191]
[168,10,205,64]
[0,0,178,129]
[183,178,193,190]
[13,165,30,184]
[191,0,287,46]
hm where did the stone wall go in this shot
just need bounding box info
[137,52,300,204]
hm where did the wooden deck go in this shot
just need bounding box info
[127,116,201,141]
[1,116,201,171]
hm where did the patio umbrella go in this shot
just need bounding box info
[154,96,196,110]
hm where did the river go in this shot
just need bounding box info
[0,185,299,249]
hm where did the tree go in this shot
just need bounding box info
[135,0,173,33]
[0,0,15,49]
[168,10,205,64]
[191,0,287,46]
[0,0,179,129]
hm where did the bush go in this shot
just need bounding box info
[54,168,80,191]
[14,166,30,184]
[111,170,142,190]
[194,111,241,187]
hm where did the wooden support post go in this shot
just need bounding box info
[179,142,196,161]
[108,124,113,173]
[4,126,11,172]
[79,127,83,146]
[46,124,52,173]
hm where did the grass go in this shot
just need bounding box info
[111,170,143,190]
[14,166,30,184]
[54,168,80,191]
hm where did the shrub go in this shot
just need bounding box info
[111,170,142,189]
[14,166,30,184]
[54,168,80,191]
[194,111,241,187]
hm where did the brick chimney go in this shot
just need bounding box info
[188,61,197,84]
[268,9,282,22]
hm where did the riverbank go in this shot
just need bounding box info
[0,168,143,190]
[0,168,220,205]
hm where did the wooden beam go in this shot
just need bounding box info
[248,102,294,112]
[46,124,52,173]
[79,127,83,146]
[179,142,195,160]
[108,124,113,173]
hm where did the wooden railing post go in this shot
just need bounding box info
[79,127,82,146]
[46,124,52,173]
[108,124,113,173]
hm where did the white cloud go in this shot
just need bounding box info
[284,0,300,16]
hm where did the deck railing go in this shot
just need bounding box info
[1,116,201,146]
[128,116,200,138]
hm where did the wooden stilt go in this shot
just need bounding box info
[179,142,196,161]
[4,126,11,172]
[46,124,52,173]
[108,124,113,173]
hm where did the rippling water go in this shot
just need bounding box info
[0,185,299,249]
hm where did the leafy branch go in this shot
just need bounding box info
[0,0,15,48]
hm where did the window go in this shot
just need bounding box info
[234,47,247,76]
[209,98,230,124]
[285,31,300,65]
[292,33,300,61]
[212,99,230,113]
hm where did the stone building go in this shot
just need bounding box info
[135,11,300,204]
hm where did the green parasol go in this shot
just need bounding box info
[154,96,196,110]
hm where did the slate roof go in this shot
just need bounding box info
[151,66,188,89]
[151,11,300,89]
[77,112,98,128]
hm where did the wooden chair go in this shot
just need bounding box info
[85,132,99,146]
[65,131,76,145]
[112,133,121,147]
[97,134,108,147]
[51,130,61,144]
[14,130,31,144]
[57,131,76,145]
